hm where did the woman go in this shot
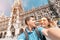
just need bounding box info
[39,17,58,28]
[38,17,58,40]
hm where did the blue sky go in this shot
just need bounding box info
[0,0,48,17]
[22,0,48,11]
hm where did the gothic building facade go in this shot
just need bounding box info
[0,0,60,37]
[10,0,60,27]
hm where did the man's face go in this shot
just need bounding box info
[27,17,36,28]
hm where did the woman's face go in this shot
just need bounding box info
[39,17,49,28]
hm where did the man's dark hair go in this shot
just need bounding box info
[25,16,35,25]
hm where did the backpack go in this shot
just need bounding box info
[24,28,46,40]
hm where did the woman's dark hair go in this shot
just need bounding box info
[25,16,35,25]
[45,17,52,28]
[45,17,51,22]
[45,17,56,28]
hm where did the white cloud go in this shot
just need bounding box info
[0,0,13,16]
[0,0,9,12]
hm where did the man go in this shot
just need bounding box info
[17,16,46,40]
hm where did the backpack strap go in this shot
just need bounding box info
[24,30,29,40]
[35,28,46,40]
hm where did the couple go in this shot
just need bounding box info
[17,16,60,40]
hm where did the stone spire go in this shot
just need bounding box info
[6,0,24,37]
